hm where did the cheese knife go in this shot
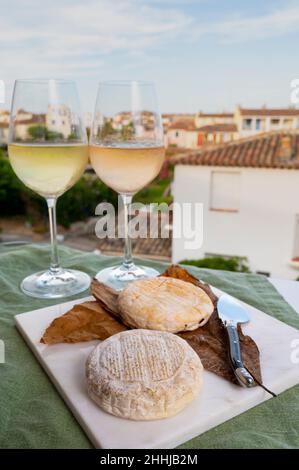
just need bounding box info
[217,294,256,388]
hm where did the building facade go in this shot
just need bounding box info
[172,131,299,279]
[0,110,9,144]
[234,106,299,138]
[195,112,234,127]
[166,107,299,149]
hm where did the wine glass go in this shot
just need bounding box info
[8,79,91,298]
[90,80,165,290]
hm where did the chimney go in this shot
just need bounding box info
[277,135,293,160]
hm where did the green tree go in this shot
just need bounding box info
[121,122,134,140]
[56,175,118,227]
[0,149,26,215]
[100,120,116,139]
[27,125,63,141]
[28,125,47,140]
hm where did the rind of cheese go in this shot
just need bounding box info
[117,276,214,333]
[86,329,203,421]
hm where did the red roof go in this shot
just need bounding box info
[197,112,233,118]
[15,114,46,125]
[173,131,299,169]
[168,120,198,131]
[239,108,299,117]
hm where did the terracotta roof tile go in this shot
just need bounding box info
[173,131,299,169]
[95,212,172,261]
[197,113,234,118]
[15,114,46,125]
[168,120,198,131]
[239,108,299,116]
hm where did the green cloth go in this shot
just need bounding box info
[0,244,298,449]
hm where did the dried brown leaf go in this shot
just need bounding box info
[41,300,127,345]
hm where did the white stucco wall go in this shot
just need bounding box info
[166,129,198,149]
[172,165,299,279]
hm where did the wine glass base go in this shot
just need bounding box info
[20,268,91,299]
[95,264,159,291]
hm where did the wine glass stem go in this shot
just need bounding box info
[46,197,61,274]
[121,193,133,269]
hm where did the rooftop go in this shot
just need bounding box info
[238,107,299,117]
[168,121,237,133]
[197,112,234,118]
[168,119,198,131]
[173,131,299,169]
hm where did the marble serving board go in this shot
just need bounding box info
[15,288,299,449]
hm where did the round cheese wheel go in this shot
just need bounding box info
[86,329,203,420]
[117,276,214,333]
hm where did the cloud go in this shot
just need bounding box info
[192,4,299,43]
[1,1,299,111]
[2,1,299,81]
[0,0,191,81]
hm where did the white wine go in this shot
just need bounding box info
[8,143,88,197]
[89,144,165,194]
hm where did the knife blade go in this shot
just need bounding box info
[217,294,256,388]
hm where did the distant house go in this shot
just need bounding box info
[166,107,299,150]
[235,106,299,138]
[195,112,234,127]
[0,122,9,144]
[0,110,9,144]
[172,131,299,279]
[14,111,46,140]
[166,120,238,149]
[196,123,238,146]
[166,120,199,148]
[46,104,72,138]
[162,113,195,131]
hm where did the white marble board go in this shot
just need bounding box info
[15,289,299,449]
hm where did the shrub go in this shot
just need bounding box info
[27,125,64,141]
[180,256,251,273]
[0,149,26,215]
[136,176,173,205]
[56,175,118,227]
[0,149,117,227]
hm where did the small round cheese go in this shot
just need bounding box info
[86,329,203,420]
[117,276,214,333]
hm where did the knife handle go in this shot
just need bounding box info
[225,323,255,388]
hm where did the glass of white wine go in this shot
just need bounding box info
[90,80,165,290]
[8,79,90,298]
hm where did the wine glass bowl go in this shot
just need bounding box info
[8,79,90,298]
[90,81,165,290]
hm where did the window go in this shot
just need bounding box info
[175,131,179,137]
[51,120,55,125]
[271,118,280,126]
[283,118,292,127]
[256,119,261,130]
[242,118,252,130]
[210,171,240,212]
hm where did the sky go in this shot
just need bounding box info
[1,0,299,113]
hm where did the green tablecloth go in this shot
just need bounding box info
[0,244,298,449]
